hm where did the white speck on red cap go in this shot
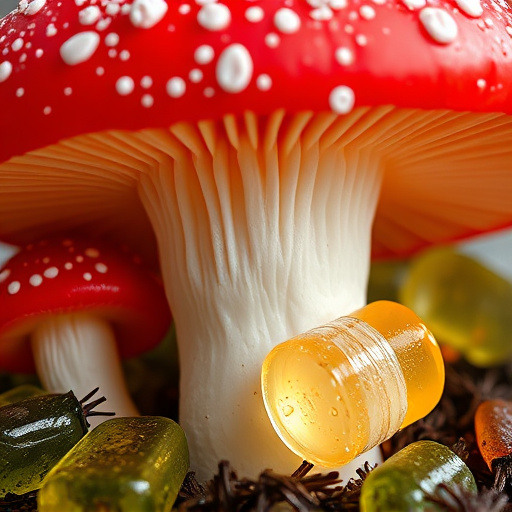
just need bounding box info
[419,7,458,44]
[0,269,10,283]
[265,33,280,47]
[95,263,108,273]
[256,74,272,91]
[274,8,301,34]
[105,3,120,16]
[477,78,487,88]
[46,23,57,36]
[79,5,101,25]
[178,4,191,15]
[0,61,12,83]
[141,93,154,107]
[60,31,100,65]
[29,274,43,286]
[329,85,355,114]
[83,272,92,281]
[105,32,120,47]
[116,76,135,95]
[166,76,186,97]
[130,0,168,29]
[19,0,46,15]
[216,43,253,93]
[245,6,264,23]
[359,5,376,19]
[194,44,215,64]
[44,267,59,278]
[455,0,483,17]
[197,3,231,31]
[11,38,24,52]
[189,68,203,82]
[401,0,426,10]
[141,75,153,88]
[335,46,354,65]
[8,281,21,295]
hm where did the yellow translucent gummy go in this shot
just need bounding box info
[261,301,444,468]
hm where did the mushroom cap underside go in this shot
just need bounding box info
[0,0,511,259]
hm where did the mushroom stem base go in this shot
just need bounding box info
[31,312,138,426]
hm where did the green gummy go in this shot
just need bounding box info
[360,440,477,511]
[399,248,512,367]
[0,385,47,408]
[38,416,190,512]
[0,392,88,497]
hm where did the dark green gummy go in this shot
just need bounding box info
[0,391,88,497]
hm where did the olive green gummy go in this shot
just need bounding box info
[0,392,89,498]
[360,440,477,512]
[38,416,190,512]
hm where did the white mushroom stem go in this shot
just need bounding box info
[31,312,138,426]
[137,109,392,481]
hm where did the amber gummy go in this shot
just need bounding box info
[261,300,444,468]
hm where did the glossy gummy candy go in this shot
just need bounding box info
[360,440,477,511]
[399,247,512,367]
[475,399,512,491]
[0,388,110,497]
[261,301,444,467]
[38,416,189,512]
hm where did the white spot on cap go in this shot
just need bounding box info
[46,23,57,37]
[197,3,231,31]
[0,61,13,82]
[265,33,280,48]
[29,274,43,286]
[477,78,486,88]
[274,8,301,33]
[194,44,214,64]
[166,76,186,97]
[329,85,355,114]
[335,47,354,65]
[178,4,191,15]
[419,8,458,44]
[19,0,46,15]
[189,68,203,83]
[141,75,153,88]
[116,76,135,95]
[359,5,376,19]
[95,263,108,273]
[79,5,101,25]
[83,272,93,281]
[401,0,425,10]
[141,93,154,107]
[105,3,120,15]
[130,0,168,28]
[0,269,10,283]
[64,262,73,270]
[256,74,272,91]
[105,32,120,47]
[8,281,21,295]
[60,32,100,65]
[245,6,264,22]
[44,267,59,278]
[455,0,483,17]
[11,38,24,52]
[43,106,52,115]
[16,88,24,97]
[216,43,253,93]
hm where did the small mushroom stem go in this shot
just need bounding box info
[31,312,138,426]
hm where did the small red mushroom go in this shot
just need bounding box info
[0,237,171,424]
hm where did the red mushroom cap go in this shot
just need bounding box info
[0,0,511,257]
[0,0,511,162]
[0,237,171,373]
